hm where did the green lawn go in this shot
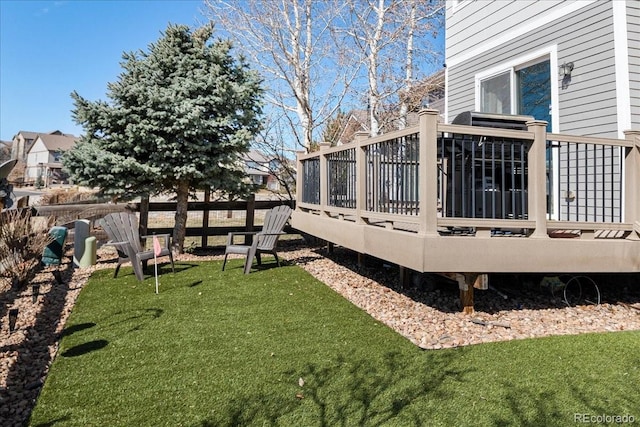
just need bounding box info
[30,259,640,426]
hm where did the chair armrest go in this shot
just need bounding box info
[226,231,258,246]
[141,234,171,249]
[104,240,129,247]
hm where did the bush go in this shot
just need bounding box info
[0,210,53,290]
[38,188,101,206]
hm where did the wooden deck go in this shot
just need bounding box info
[292,110,640,311]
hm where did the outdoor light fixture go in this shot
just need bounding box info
[8,308,18,333]
[32,284,40,303]
[560,62,574,78]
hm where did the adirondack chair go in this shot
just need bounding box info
[222,205,292,274]
[100,212,174,281]
[42,225,68,284]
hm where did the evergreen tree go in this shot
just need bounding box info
[64,23,263,253]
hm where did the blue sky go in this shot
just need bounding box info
[0,0,206,141]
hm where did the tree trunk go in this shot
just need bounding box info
[173,179,190,253]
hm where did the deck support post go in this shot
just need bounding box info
[295,150,306,211]
[399,266,411,289]
[526,120,549,239]
[624,130,640,240]
[455,273,487,314]
[327,241,334,254]
[319,142,331,217]
[355,131,369,225]
[357,252,365,268]
[418,109,440,237]
[456,273,475,314]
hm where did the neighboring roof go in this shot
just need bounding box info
[33,133,77,152]
[243,150,272,163]
[14,131,39,140]
[0,140,11,148]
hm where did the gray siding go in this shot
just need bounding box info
[446,1,620,138]
[446,1,565,60]
[629,1,640,130]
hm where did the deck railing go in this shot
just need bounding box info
[297,110,640,240]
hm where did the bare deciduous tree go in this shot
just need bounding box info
[339,0,444,134]
[205,0,358,152]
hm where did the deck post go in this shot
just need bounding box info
[319,142,331,217]
[355,131,369,225]
[418,109,439,236]
[526,120,549,238]
[295,150,305,211]
[456,273,476,314]
[624,130,640,240]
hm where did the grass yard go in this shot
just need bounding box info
[30,259,640,426]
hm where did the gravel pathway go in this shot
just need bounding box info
[1,242,639,426]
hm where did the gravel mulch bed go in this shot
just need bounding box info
[2,241,639,426]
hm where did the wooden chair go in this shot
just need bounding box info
[100,212,174,281]
[222,205,292,274]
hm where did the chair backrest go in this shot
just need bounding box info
[100,212,143,254]
[256,205,292,250]
[42,226,68,266]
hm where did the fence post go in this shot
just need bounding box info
[624,130,640,240]
[526,120,549,238]
[319,142,331,216]
[202,188,211,247]
[355,131,369,225]
[139,194,150,237]
[244,193,256,245]
[418,109,439,236]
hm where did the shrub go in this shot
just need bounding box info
[0,209,53,290]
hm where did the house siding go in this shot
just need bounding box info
[446,1,622,138]
[446,0,562,61]
[25,139,49,181]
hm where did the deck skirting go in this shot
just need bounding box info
[292,211,640,273]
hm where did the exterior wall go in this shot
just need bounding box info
[11,134,35,161]
[446,0,564,61]
[25,138,50,181]
[445,0,631,139]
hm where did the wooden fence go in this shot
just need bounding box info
[29,195,295,247]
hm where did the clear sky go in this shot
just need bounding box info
[0,0,206,142]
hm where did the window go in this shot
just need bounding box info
[480,72,511,114]
[478,59,551,129]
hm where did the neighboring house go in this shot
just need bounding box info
[11,130,39,161]
[243,150,284,191]
[25,132,77,186]
[445,0,638,137]
[444,0,638,222]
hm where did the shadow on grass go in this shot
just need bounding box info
[200,350,472,426]
[104,307,163,333]
[59,322,96,338]
[61,339,109,357]
[32,413,71,427]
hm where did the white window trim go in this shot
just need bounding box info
[451,0,472,14]
[612,0,631,139]
[474,45,560,134]
[474,46,561,220]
